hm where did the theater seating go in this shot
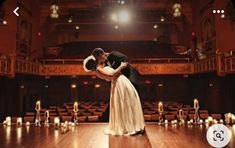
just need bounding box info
[23,101,109,123]
[22,101,222,123]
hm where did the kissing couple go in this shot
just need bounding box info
[83,48,145,136]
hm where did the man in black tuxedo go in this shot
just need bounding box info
[91,48,141,92]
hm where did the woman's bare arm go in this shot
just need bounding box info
[94,71,111,81]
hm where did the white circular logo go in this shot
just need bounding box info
[206,124,231,148]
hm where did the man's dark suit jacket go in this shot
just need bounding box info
[107,51,141,88]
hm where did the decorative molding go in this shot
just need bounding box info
[132,64,194,75]
[39,63,194,76]
[40,64,92,76]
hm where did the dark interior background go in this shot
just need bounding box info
[0,73,234,122]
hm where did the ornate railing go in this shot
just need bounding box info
[1,51,234,77]
[193,56,216,73]
[224,55,235,73]
[0,55,15,77]
[42,58,191,64]
[16,59,40,75]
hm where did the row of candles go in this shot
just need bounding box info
[2,99,235,127]
[157,99,235,126]
[2,116,76,128]
[3,100,80,129]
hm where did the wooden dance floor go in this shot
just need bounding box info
[1,123,235,148]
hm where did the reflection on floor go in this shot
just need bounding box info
[1,123,235,148]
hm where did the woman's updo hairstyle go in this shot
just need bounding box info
[83,55,97,72]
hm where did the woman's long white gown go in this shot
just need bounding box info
[103,66,145,136]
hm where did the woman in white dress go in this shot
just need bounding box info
[83,55,145,136]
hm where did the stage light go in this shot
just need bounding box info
[217,10,220,13]
[45,85,49,88]
[153,24,158,29]
[118,10,130,23]
[71,84,76,88]
[2,20,7,25]
[20,85,24,89]
[213,10,216,13]
[221,10,225,13]
[75,26,79,30]
[121,0,125,5]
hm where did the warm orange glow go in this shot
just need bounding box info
[95,84,100,88]
[71,84,76,88]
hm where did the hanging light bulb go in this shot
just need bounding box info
[50,4,59,19]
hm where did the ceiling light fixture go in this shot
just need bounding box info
[50,4,59,18]
[173,3,181,17]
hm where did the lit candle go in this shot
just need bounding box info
[190,119,193,123]
[6,117,11,126]
[227,113,232,124]
[181,119,185,124]
[71,122,75,127]
[26,122,30,126]
[187,121,191,125]
[164,120,168,124]
[3,120,7,125]
[193,99,199,109]
[73,102,79,112]
[174,120,178,124]
[219,119,224,124]
[213,119,218,124]
[232,114,235,124]
[54,117,60,128]
[207,116,213,125]
[17,117,22,126]
[199,119,203,124]
[45,110,49,118]
[158,102,163,113]
[36,101,41,111]
[179,109,183,116]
